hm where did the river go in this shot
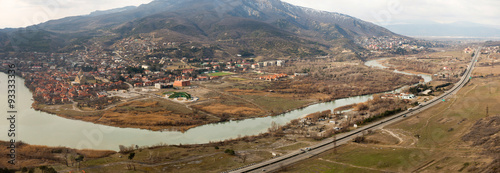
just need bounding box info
[0,59,430,151]
[365,58,433,83]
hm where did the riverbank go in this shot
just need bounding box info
[0,95,415,172]
[31,99,221,132]
[27,64,421,134]
[0,57,427,152]
[3,74,494,172]
[0,140,115,170]
[31,80,415,134]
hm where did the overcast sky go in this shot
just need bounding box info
[1,0,499,29]
[283,0,500,27]
[0,0,152,29]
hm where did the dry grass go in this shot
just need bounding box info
[363,130,401,145]
[59,99,219,132]
[192,103,264,117]
[427,50,467,58]
[0,141,115,170]
[266,62,421,102]
[29,134,310,173]
[474,66,500,76]
[283,77,500,173]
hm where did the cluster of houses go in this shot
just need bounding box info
[258,73,288,81]
[0,33,294,106]
[26,70,126,105]
[358,36,423,50]
[153,80,191,89]
[222,60,286,70]
[464,47,474,54]
[380,93,416,100]
[464,47,499,54]
[132,77,171,87]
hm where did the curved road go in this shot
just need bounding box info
[229,47,481,173]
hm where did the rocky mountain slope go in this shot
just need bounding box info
[0,0,402,59]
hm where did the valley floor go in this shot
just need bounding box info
[3,73,497,173]
[33,59,420,132]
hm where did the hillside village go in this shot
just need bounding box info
[0,38,290,107]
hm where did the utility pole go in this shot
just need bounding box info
[333,134,337,154]
[486,105,489,117]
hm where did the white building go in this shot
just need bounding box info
[276,60,285,66]
[141,65,151,69]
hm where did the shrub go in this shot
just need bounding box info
[353,136,366,143]
[224,149,235,155]
[128,152,135,160]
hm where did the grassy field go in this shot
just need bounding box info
[283,76,500,172]
[207,72,234,77]
[114,98,193,114]
[14,136,312,173]
[238,94,310,113]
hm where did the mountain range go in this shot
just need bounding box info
[0,0,402,59]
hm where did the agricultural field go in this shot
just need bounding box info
[473,66,500,76]
[207,72,234,77]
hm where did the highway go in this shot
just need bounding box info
[228,47,481,173]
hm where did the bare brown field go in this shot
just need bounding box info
[192,103,264,118]
[427,50,468,58]
[474,66,500,76]
[59,99,220,132]
[264,60,422,102]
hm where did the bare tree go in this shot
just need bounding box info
[239,153,248,163]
